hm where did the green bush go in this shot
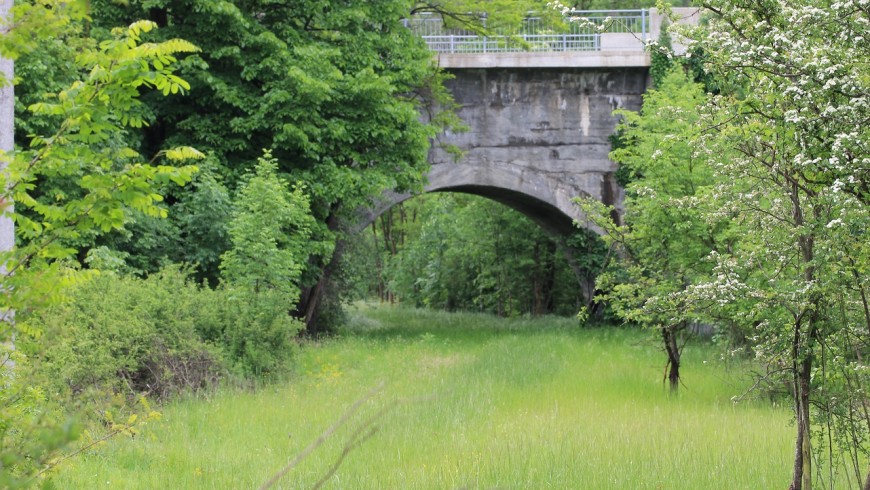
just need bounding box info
[26,152,324,398]
[1,349,80,489]
[213,151,315,369]
[216,289,302,377]
[27,263,306,403]
[27,268,226,401]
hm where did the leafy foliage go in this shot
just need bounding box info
[218,152,328,375]
[0,349,80,490]
[649,19,673,88]
[577,68,721,389]
[221,152,322,299]
[595,2,870,487]
[556,0,660,9]
[348,194,601,317]
[82,0,483,329]
[89,0,455,207]
[171,165,233,285]
[1,19,201,323]
[1,10,201,485]
[27,267,225,401]
[685,2,870,486]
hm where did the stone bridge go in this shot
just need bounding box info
[360,8,700,236]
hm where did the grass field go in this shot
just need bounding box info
[54,305,794,489]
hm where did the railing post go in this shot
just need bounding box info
[563,33,567,51]
[482,12,487,53]
[641,9,647,43]
[450,35,455,54]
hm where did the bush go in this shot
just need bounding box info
[0,348,79,489]
[217,289,303,377]
[25,152,324,402]
[213,150,317,369]
[27,267,226,402]
[27,263,306,403]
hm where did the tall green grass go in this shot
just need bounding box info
[54,306,793,489]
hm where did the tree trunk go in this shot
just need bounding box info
[371,223,385,302]
[788,182,817,490]
[302,237,345,334]
[789,309,818,490]
[299,214,342,334]
[791,351,813,490]
[559,243,595,312]
[662,326,681,393]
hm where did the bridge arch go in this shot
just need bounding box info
[356,160,606,237]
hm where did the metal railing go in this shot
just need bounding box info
[405,10,649,54]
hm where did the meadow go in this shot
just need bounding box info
[54,306,793,489]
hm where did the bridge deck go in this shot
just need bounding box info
[435,50,650,69]
[411,8,700,69]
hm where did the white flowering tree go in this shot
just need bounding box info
[574,0,869,486]
[681,1,870,488]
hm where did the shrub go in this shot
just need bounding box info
[0,348,79,489]
[217,289,302,377]
[27,267,225,402]
[215,151,322,372]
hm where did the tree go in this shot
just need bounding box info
[572,1,870,484]
[0,20,200,319]
[663,2,870,487]
[568,0,660,9]
[81,0,461,329]
[577,67,721,391]
[220,152,323,299]
[411,0,553,32]
[583,2,869,485]
[350,193,594,317]
[1,4,201,483]
[648,17,673,88]
[218,151,327,374]
[81,0,554,331]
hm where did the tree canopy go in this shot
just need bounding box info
[585,2,870,487]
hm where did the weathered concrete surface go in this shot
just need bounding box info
[429,67,645,234]
[360,68,648,236]
[437,50,650,69]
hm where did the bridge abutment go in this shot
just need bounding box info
[357,67,647,236]
[422,67,647,235]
